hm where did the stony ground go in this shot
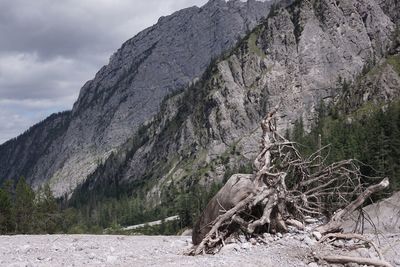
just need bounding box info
[1,232,399,267]
[0,234,310,267]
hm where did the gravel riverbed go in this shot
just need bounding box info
[1,233,399,267]
[0,234,309,267]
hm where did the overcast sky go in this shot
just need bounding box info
[0,0,209,144]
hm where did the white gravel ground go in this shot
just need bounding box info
[0,235,309,267]
[1,233,399,267]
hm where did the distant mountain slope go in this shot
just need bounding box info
[0,0,272,196]
[0,111,70,185]
[71,0,399,209]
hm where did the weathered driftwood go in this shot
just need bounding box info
[319,233,384,260]
[321,255,393,267]
[316,178,389,234]
[189,107,389,256]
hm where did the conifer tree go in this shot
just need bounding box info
[35,184,59,233]
[14,177,35,234]
[0,188,12,234]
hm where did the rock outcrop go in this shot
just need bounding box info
[72,0,400,208]
[0,0,272,196]
[343,191,400,233]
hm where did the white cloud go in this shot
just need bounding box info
[0,109,36,144]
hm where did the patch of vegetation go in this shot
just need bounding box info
[290,100,400,193]
[387,54,400,75]
[287,0,304,44]
[248,31,266,58]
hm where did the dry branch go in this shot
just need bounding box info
[321,255,393,267]
[320,233,384,260]
[317,178,389,234]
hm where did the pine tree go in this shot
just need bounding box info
[14,177,35,234]
[35,184,59,233]
[0,188,12,234]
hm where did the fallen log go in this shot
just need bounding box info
[321,255,393,267]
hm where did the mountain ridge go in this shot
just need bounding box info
[0,0,272,196]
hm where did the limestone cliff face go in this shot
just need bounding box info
[73,0,399,205]
[0,0,271,195]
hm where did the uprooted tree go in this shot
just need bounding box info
[189,106,389,256]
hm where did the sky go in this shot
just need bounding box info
[0,0,209,145]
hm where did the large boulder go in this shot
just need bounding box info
[192,174,256,245]
[343,191,400,233]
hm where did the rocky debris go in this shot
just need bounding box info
[181,229,193,236]
[1,225,399,267]
[0,235,309,267]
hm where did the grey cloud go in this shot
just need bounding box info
[0,0,208,144]
[0,0,208,60]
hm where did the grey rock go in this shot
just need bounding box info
[20,245,31,254]
[343,191,400,234]
[264,233,274,243]
[219,243,241,254]
[180,229,193,236]
[312,231,322,241]
[303,236,315,247]
[356,248,371,258]
[304,218,319,224]
[308,263,318,267]
[241,242,251,250]
[106,255,118,263]
[333,240,345,248]
[263,233,271,238]
[250,238,257,245]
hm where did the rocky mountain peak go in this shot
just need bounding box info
[0,0,272,197]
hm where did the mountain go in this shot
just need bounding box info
[71,0,400,211]
[1,0,399,216]
[0,0,272,196]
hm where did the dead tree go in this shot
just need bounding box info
[189,106,389,255]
